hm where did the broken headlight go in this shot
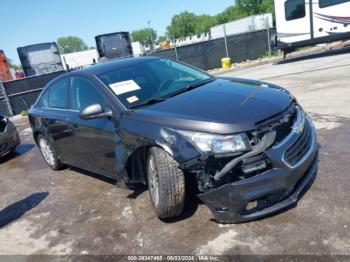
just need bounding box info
[177,131,251,154]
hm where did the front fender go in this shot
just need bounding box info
[114,118,201,182]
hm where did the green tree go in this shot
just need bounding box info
[166,11,198,38]
[161,2,275,39]
[235,0,274,15]
[157,35,167,42]
[131,28,157,45]
[12,64,22,70]
[6,58,22,70]
[216,5,246,24]
[194,15,217,35]
[57,36,88,54]
[261,0,275,15]
[235,0,263,15]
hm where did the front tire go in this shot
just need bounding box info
[147,147,185,219]
[37,134,64,170]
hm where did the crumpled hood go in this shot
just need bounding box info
[125,78,293,134]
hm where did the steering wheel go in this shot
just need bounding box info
[155,80,173,96]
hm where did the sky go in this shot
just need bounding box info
[0,0,234,64]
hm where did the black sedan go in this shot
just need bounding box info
[28,57,318,223]
[0,115,20,158]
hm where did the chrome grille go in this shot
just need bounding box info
[255,102,297,145]
[284,119,312,166]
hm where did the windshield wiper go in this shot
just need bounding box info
[166,78,216,98]
[129,97,166,109]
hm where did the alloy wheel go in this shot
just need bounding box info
[148,155,160,207]
[39,137,55,166]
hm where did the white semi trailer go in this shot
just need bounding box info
[275,0,350,56]
[61,49,99,70]
[210,13,273,39]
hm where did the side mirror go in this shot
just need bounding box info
[79,103,112,120]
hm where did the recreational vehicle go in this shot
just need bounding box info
[275,0,350,55]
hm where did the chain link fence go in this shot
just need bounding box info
[0,82,13,117]
[153,28,276,71]
[1,71,65,116]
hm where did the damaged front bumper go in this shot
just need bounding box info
[196,117,318,223]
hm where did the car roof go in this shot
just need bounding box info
[71,56,160,76]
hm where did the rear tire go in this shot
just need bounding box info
[147,147,185,219]
[37,134,64,170]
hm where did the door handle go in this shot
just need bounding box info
[73,124,79,134]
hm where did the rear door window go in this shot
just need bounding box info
[48,78,68,109]
[38,88,49,107]
[285,0,306,21]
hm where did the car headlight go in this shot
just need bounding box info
[177,131,251,154]
[292,106,306,134]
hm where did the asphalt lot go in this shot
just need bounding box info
[0,51,349,256]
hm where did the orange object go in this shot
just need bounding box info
[160,41,171,49]
[0,50,12,82]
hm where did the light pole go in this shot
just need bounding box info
[173,33,179,61]
[148,20,153,52]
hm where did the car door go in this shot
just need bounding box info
[40,77,73,160]
[67,75,117,178]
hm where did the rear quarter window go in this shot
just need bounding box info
[48,78,69,109]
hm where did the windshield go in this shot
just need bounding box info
[98,59,213,108]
